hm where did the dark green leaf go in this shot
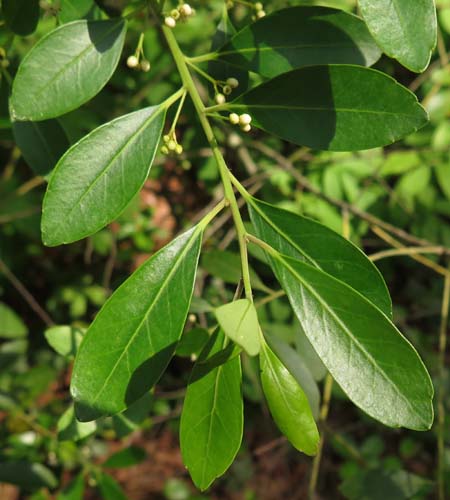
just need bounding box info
[176,327,210,358]
[112,392,153,438]
[217,6,381,78]
[98,473,127,500]
[10,19,127,121]
[266,251,433,430]
[44,325,84,358]
[358,0,437,72]
[227,65,428,151]
[57,405,97,441]
[0,302,27,339]
[59,0,99,23]
[103,446,146,468]
[180,330,243,491]
[260,338,319,455]
[71,226,203,421]
[12,119,70,178]
[0,462,57,490]
[2,0,39,36]
[57,473,85,500]
[215,299,260,356]
[41,105,165,246]
[248,196,392,316]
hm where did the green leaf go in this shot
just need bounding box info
[57,473,85,500]
[112,392,153,438]
[265,333,320,419]
[12,119,70,178]
[44,325,84,358]
[227,65,428,151]
[435,164,450,200]
[2,0,39,36]
[0,302,28,339]
[176,327,210,358]
[103,446,146,468]
[180,330,243,491]
[10,19,127,121]
[259,338,319,455]
[265,251,433,430]
[57,405,97,441]
[215,299,260,356]
[202,249,270,292]
[217,6,381,78]
[358,0,437,73]
[71,226,203,421]
[59,0,99,23]
[41,105,165,246]
[0,462,58,490]
[98,473,127,500]
[247,196,392,316]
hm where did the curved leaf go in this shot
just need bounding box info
[41,105,165,246]
[10,19,126,121]
[217,6,381,78]
[2,0,39,36]
[260,338,319,455]
[227,65,428,151]
[71,226,202,421]
[266,251,433,430]
[248,196,392,316]
[358,0,437,73]
[180,330,243,491]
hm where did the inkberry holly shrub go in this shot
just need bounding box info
[6,0,438,491]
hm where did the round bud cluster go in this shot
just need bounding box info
[229,112,252,133]
[127,54,151,72]
[161,132,183,156]
[165,3,195,28]
[253,2,266,19]
[213,77,240,105]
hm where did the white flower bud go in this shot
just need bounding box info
[215,93,226,105]
[239,113,252,126]
[226,77,239,88]
[175,144,183,155]
[168,140,177,151]
[256,10,266,18]
[179,3,193,16]
[161,145,169,155]
[254,2,263,11]
[229,113,240,125]
[140,59,151,72]
[241,123,251,133]
[126,55,139,68]
[163,134,170,143]
[222,84,232,95]
[164,16,176,28]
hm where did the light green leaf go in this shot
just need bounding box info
[358,0,437,73]
[41,105,165,246]
[44,325,84,358]
[217,6,381,78]
[265,251,433,430]
[10,19,126,121]
[98,473,127,500]
[215,299,261,356]
[435,164,450,200]
[57,473,85,500]
[12,119,70,178]
[0,302,27,339]
[71,226,202,421]
[2,0,39,36]
[57,405,97,441]
[227,65,428,151]
[260,338,319,455]
[180,330,243,491]
[247,196,392,316]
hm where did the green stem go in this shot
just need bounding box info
[162,25,253,300]
[198,200,227,230]
[186,52,219,64]
[169,89,187,135]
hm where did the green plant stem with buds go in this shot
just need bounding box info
[162,24,253,301]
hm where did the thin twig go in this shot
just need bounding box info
[370,246,447,262]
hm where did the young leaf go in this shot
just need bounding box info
[358,0,437,73]
[71,226,203,421]
[215,299,260,356]
[248,196,392,316]
[57,405,97,441]
[12,119,70,178]
[10,19,126,121]
[259,338,319,455]
[0,302,28,339]
[45,325,84,358]
[217,6,381,78]
[266,252,433,430]
[2,0,39,36]
[227,65,428,151]
[41,106,165,246]
[180,330,243,491]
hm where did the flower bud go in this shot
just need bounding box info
[215,93,226,105]
[239,113,252,126]
[140,59,151,72]
[126,55,139,68]
[229,113,240,125]
[226,77,239,88]
[175,144,183,155]
[179,3,193,16]
[164,16,176,28]
[241,123,251,133]
[161,145,169,155]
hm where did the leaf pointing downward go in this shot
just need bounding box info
[71,226,202,421]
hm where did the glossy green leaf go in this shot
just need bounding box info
[217,6,381,78]
[176,327,210,358]
[41,105,165,246]
[103,446,146,468]
[57,473,85,500]
[59,0,99,23]
[180,330,243,491]
[259,338,319,455]
[10,19,126,121]
[0,302,27,339]
[12,119,70,178]
[0,462,57,490]
[57,405,97,441]
[71,226,202,421]
[227,65,428,151]
[98,473,127,500]
[358,0,437,73]
[266,251,433,430]
[112,392,153,438]
[2,0,39,36]
[44,325,84,358]
[215,299,260,356]
[265,333,320,419]
[248,196,392,316]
